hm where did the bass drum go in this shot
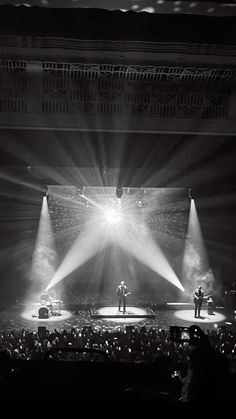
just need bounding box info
[38,306,49,319]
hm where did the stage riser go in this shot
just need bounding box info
[91,315,155,319]
[90,307,155,319]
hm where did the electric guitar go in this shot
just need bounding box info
[124,292,132,297]
[193,294,210,303]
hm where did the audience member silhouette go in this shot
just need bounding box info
[182,325,231,402]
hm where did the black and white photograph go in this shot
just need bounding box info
[0,0,236,405]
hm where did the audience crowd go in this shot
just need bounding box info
[0,325,236,364]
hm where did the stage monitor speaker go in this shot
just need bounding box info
[126,325,134,334]
[38,326,47,339]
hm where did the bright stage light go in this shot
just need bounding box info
[104,208,122,224]
[46,187,187,292]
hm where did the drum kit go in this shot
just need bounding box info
[38,299,62,319]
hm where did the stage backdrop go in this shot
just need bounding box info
[47,186,189,306]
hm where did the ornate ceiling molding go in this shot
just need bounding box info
[0,60,236,134]
[1,6,236,134]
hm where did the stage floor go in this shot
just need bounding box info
[0,303,234,333]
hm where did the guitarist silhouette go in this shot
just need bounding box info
[116,281,131,313]
[193,285,206,318]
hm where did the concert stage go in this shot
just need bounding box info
[0,303,234,334]
[90,306,155,319]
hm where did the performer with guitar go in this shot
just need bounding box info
[194,285,208,318]
[116,281,131,313]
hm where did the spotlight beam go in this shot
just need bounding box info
[30,196,58,293]
[182,198,213,299]
[46,221,105,290]
[116,220,184,291]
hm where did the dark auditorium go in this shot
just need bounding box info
[0,0,236,405]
